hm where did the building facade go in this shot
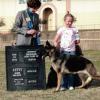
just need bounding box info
[0,0,100,33]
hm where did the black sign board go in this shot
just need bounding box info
[5,45,46,91]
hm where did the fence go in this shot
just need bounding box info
[79,29,100,50]
[0,29,100,50]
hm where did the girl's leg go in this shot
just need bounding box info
[67,74,74,90]
[62,51,75,90]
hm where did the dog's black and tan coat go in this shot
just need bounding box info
[44,41,100,91]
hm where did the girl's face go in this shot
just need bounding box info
[64,16,73,28]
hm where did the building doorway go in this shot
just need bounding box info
[43,8,53,31]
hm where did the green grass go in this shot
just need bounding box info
[83,50,100,71]
[0,50,100,100]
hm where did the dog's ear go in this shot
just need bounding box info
[45,40,55,50]
[46,40,51,46]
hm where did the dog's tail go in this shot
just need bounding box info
[89,64,100,80]
[92,73,100,80]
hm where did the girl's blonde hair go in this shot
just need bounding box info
[64,13,76,22]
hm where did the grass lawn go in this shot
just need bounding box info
[0,49,100,100]
[83,50,100,71]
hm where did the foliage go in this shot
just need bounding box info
[0,18,5,27]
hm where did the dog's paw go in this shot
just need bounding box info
[53,89,60,93]
[53,87,60,92]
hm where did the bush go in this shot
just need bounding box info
[0,18,5,27]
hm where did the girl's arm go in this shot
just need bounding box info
[53,33,61,47]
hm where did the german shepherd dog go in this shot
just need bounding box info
[44,41,100,91]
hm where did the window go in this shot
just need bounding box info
[19,0,26,4]
[40,0,52,2]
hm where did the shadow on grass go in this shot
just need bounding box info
[85,80,100,89]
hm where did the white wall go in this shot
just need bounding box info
[0,0,27,32]
[71,0,100,29]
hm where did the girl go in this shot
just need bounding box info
[53,13,80,90]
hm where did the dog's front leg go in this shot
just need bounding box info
[56,72,62,91]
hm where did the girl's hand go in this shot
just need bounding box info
[75,40,80,44]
